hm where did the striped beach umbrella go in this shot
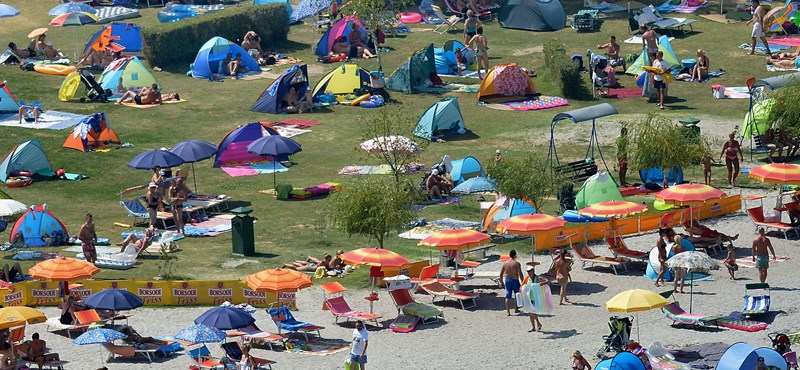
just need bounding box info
[579,200,647,218]
[29,257,99,281]
[419,228,491,250]
[656,183,726,206]
[340,247,409,268]
[49,12,98,26]
[496,213,566,235]
[749,163,800,184]
[245,268,313,292]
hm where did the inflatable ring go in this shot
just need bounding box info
[5,176,32,188]
[33,64,77,76]
[360,95,385,108]
[398,11,423,24]
[325,53,347,63]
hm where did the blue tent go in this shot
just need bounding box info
[9,205,69,247]
[82,22,143,55]
[255,0,293,20]
[717,343,787,370]
[596,352,646,370]
[434,40,474,75]
[252,64,310,114]
[314,16,366,56]
[414,98,467,141]
[639,166,684,186]
[0,138,52,183]
[0,82,19,114]
[450,156,485,185]
[191,37,260,79]
[290,0,331,23]
[482,197,536,232]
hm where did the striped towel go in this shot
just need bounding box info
[734,256,789,268]
[715,317,768,332]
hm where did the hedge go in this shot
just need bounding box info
[543,39,589,100]
[141,3,289,68]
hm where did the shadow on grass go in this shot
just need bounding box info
[273,40,312,54]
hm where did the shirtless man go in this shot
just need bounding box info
[747,0,771,55]
[7,42,32,59]
[640,25,658,63]
[499,250,524,316]
[79,213,97,264]
[752,228,776,283]
[468,27,489,79]
[117,83,162,105]
[23,333,60,370]
[554,249,571,305]
[598,35,625,70]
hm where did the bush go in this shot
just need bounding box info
[543,39,589,99]
[141,3,289,68]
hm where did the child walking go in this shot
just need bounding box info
[724,244,738,280]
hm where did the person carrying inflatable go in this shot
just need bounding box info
[518,265,553,333]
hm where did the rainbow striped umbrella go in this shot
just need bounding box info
[767,3,798,33]
[579,200,647,218]
[656,183,726,206]
[245,268,313,292]
[496,214,566,235]
[419,229,491,250]
[340,248,409,268]
[29,256,99,281]
[749,163,800,184]
[49,11,98,26]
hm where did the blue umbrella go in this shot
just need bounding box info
[169,140,218,192]
[0,4,20,18]
[83,289,143,312]
[73,328,127,345]
[175,323,226,343]
[452,176,496,194]
[246,135,302,188]
[48,2,95,16]
[128,150,184,170]
[194,306,254,330]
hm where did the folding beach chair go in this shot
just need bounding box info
[187,345,222,370]
[433,6,462,34]
[220,342,276,370]
[267,306,324,340]
[743,283,771,317]
[603,228,647,261]
[420,281,478,309]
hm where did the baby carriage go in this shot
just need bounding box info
[79,69,112,103]
[597,316,633,358]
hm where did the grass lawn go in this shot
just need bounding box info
[0,0,780,289]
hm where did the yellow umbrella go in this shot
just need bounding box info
[0,306,46,330]
[605,289,668,342]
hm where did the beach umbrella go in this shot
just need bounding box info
[49,12,98,61]
[83,289,143,312]
[194,306,255,331]
[0,4,20,18]
[48,2,95,16]
[73,327,128,365]
[175,323,226,343]
[605,289,668,342]
[497,213,567,261]
[246,135,302,189]
[0,306,46,330]
[128,149,185,170]
[169,140,218,193]
[360,136,422,155]
[656,184,726,206]
[579,200,648,218]
[749,163,800,184]
[29,256,99,298]
[419,229,491,250]
[245,268,313,292]
[666,251,719,313]
[27,28,48,39]
[452,176,495,194]
[0,199,27,217]
[340,247,410,312]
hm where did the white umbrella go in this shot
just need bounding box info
[0,200,27,217]
[666,251,719,313]
[360,136,422,155]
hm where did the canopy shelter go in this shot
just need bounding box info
[547,103,618,176]
[743,72,800,159]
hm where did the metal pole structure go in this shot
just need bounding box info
[191,162,198,193]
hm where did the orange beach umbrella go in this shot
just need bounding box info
[0,306,46,330]
[656,183,726,206]
[496,213,566,234]
[579,200,648,218]
[29,257,99,281]
[339,248,409,268]
[418,229,490,250]
[245,268,313,292]
[749,163,800,184]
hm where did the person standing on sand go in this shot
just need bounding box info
[554,249,571,304]
[655,229,668,287]
[671,235,686,294]
[349,320,368,370]
[748,0,771,56]
[752,228,776,283]
[499,250,523,316]
[79,213,97,264]
[724,244,738,280]
[522,265,548,332]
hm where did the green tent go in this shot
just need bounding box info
[625,35,679,76]
[575,172,623,210]
[742,98,774,139]
[386,44,437,94]
[413,98,466,140]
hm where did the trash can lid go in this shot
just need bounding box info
[230,207,253,215]
[679,117,700,125]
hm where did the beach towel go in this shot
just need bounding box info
[767,64,800,72]
[0,111,88,130]
[768,36,800,47]
[740,42,790,54]
[675,69,726,82]
[430,218,481,229]
[589,2,627,12]
[502,96,569,111]
[184,216,234,237]
[119,99,187,109]
[439,69,490,79]
[64,245,119,254]
[19,57,70,65]
[624,35,675,44]
[274,118,321,128]
[734,256,789,268]
[714,317,768,332]
[221,162,288,177]
[604,87,643,98]
[657,0,707,13]
[11,251,58,261]
[724,86,750,99]
[274,126,311,138]
[338,165,394,175]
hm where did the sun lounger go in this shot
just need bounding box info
[570,242,627,275]
[714,317,768,332]
[267,306,324,340]
[187,345,222,369]
[743,283,770,316]
[410,264,460,290]
[388,288,444,324]
[324,296,382,327]
[661,302,717,327]
[746,207,799,238]
[420,281,478,309]
[119,197,174,229]
[103,342,159,362]
[45,309,106,338]
[221,342,276,370]
[605,235,648,260]
[231,325,285,351]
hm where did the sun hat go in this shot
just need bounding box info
[148,182,157,188]
[496,149,501,154]
[432,169,439,175]
[526,265,535,271]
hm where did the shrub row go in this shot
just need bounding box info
[141,3,289,68]
[542,39,588,99]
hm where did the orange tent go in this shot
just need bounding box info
[477,64,536,102]
[63,112,120,152]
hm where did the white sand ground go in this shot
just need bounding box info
[31,191,800,369]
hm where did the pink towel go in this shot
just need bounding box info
[221,165,259,177]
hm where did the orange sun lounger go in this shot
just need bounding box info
[420,281,478,309]
[324,296,382,327]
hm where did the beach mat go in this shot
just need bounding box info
[734,256,789,268]
[481,96,568,111]
[740,42,790,54]
[0,110,88,130]
[768,36,800,47]
[274,126,311,138]
[715,317,768,332]
[184,216,233,237]
[724,86,750,99]
[338,165,394,175]
[604,87,642,98]
[275,118,322,128]
[221,162,288,177]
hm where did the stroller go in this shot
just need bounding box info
[79,69,112,103]
[597,316,633,359]
[769,333,792,355]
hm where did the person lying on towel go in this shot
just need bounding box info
[117,84,162,105]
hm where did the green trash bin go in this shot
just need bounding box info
[231,207,255,257]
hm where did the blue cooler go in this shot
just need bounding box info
[682,58,697,69]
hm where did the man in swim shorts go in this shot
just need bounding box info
[499,249,524,316]
[641,25,658,62]
[752,227,776,283]
[117,84,162,106]
[747,0,771,55]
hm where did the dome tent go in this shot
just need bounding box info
[9,205,69,247]
[191,37,260,79]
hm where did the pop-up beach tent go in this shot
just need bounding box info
[252,64,310,114]
[0,82,19,114]
[414,98,467,141]
[575,172,623,209]
[476,64,536,102]
[8,205,69,247]
[386,44,438,94]
[450,156,484,185]
[482,197,536,232]
[191,36,260,79]
[83,22,143,55]
[742,71,800,159]
[626,35,679,76]
[595,351,646,370]
[716,342,787,370]
[99,56,157,91]
[0,138,53,183]
[214,122,281,167]
[315,16,366,56]
[312,63,371,100]
[63,112,120,152]
[499,0,566,31]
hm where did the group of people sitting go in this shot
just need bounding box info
[7,33,64,61]
[283,250,347,275]
[764,126,800,162]
[79,46,122,70]
[425,168,453,199]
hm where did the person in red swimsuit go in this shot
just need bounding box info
[719,132,743,187]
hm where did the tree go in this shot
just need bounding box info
[626,114,709,183]
[766,79,800,138]
[486,155,562,211]
[359,106,424,183]
[327,177,416,249]
[345,0,411,70]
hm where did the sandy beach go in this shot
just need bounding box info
[31,193,799,370]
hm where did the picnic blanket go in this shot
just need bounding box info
[724,86,750,99]
[398,224,450,239]
[481,96,569,111]
[119,99,186,109]
[604,87,642,98]
[768,36,800,47]
[656,0,707,13]
[624,35,675,44]
[338,165,394,175]
[274,126,311,138]
[734,256,789,268]
[184,216,235,237]
[740,42,790,54]
[675,69,726,82]
[274,118,322,128]
[221,162,288,177]
[0,111,88,130]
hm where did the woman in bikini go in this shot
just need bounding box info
[463,10,482,45]
[719,132,743,187]
[655,229,668,287]
[691,49,709,82]
[572,350,592,370]
[468,26,489,79]
[145,182,162,229]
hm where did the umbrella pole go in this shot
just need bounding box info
[531,235,536,263]
[191,163,198,193]
[273,161,277,190]
[73,28,78,61]
[689,268,694,313]
[636,313,640,343]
